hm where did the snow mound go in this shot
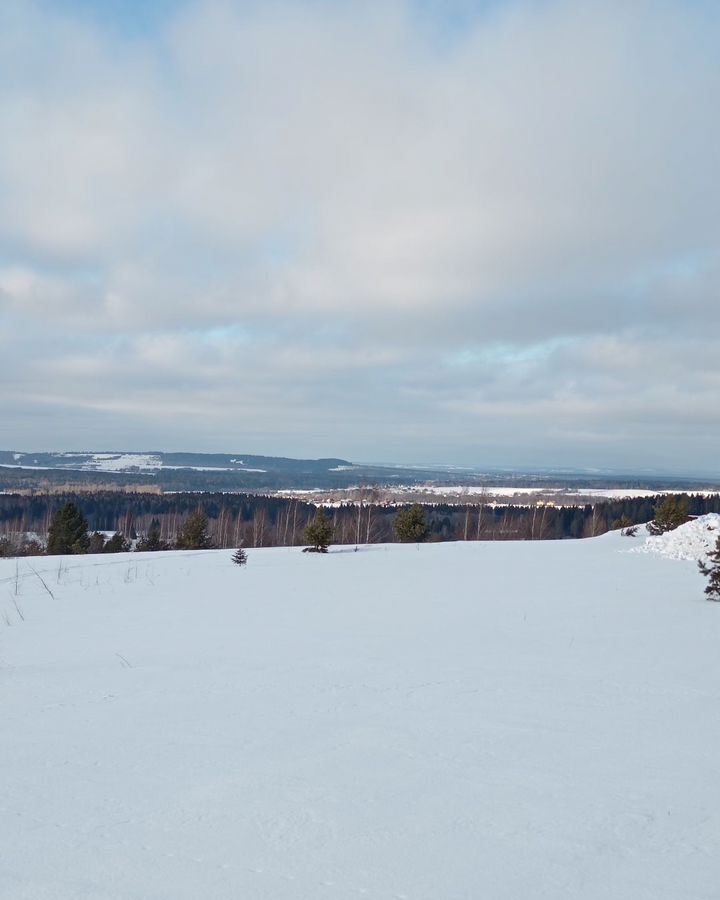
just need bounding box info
[631,513,720,562]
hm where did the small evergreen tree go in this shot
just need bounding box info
[136,526,170,552]
[698,536,720,602]
[231,547,248,566]
[303,508,333,552]
[648,495,690,535]
[394,504,430,543]
[175,511,214,550]
[47,502,90,555]
[104,532,130,553]
[612,515,639,537]
[88,531,107,553]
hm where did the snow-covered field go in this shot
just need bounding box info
[402,486,717,500]
[272,486,719,507]
[2,532,719,899]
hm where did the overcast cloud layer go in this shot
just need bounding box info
[1,0,719,472]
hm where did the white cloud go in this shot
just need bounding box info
[1,0,719,468]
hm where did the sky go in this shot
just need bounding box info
[1,0,719,473]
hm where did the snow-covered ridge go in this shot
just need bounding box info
[631,513,720,562]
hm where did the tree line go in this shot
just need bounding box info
[1,490,720,557]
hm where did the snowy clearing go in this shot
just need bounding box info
[1,534,719,899]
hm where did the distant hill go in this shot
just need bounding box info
[0,449,480,492]
[1,450,716,494]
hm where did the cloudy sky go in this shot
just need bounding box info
[1,0,718,472]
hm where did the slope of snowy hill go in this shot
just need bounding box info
[1,534,719,899]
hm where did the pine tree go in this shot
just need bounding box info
[394,504,430,543]
[47,502,90,555]
[175,511,214,550]
[303,508,333,552]
[104,532,130,553]
[136,526,169,552]
[231,547,248,566]
[698,536,720,602]
[647,495,690,535]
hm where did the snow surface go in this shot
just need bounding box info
[2,536,720,899]
[631,513,720,562]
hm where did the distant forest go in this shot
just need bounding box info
[2,491,720,548]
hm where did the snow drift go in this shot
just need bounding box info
[631,512,720,562]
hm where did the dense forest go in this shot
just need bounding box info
[1,491,719,553]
